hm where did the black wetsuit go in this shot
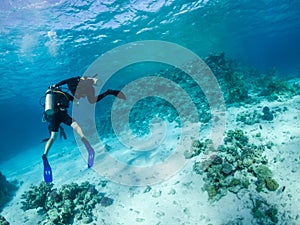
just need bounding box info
[48,90,74,132]
[55,76,116,102]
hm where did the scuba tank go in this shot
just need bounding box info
[44,88,55,115]
[44,87,70,115]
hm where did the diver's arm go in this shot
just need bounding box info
[55,77,81,87]
[54,78,70,87]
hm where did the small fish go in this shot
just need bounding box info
[277,186,285,195]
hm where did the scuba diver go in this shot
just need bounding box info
[42,86,95,183]
[42,75,126,183]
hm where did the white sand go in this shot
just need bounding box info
[1,96,300,225]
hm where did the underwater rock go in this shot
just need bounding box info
[21,181,114,224]
[266,207,279,223]
[183,149,194,159]
[0,215,10,225]
[192,140,202,148]
[82,215,93,224]
[21,182,53,210]
[136,218,145,223]
[228,178,242,194]
[236,110,261,125]
[252,165,279,192]
[47,208,61,223]
[193,161,203,175]
[229,178,241,186]
[222,163,233,175]
[255,180,265,192]
[49,189,61,203]
[207,165,222,181]
[205,185,218,199]
[262,106,270,114]
[242,158,253,168]
[168,188,176,195]
[261,106,274,121]
[212,155,223,165]
[98,180,108,188]
[0,172,18,210]
[193,160,214,175]
[253,165,273,180]
[265,178,279,191]
[224,129,248,146]
[221,218,244,225]
[242,178,250,189]
[185,139,211,159]
[251,196,279,224]
[99,196,114,207]
[152,190,162,198]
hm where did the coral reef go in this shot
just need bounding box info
[260,79,290,101]
[236,106,276,125]
[0,172,18,210]
[206,52,300,105]
[95,50,300,142]
[96,65,212,138]
[192,130,279,200]
[236,110,261,125]
[191,129,282,223]
[21,182,53,210]
[221,217,244,225]
[21,181,113,224]
[250,195,279,224]
[258,74,300,101]
[252,165,279,192]
[95,51,300,142]
[205,52,250,104]
[0,215,10,225]
[261,106,274,121]
[184,139,213,159]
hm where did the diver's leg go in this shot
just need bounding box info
[42,131,56,183]
[71,121,93,149]
[71,121,85,138]
[71,121,92,148]
[96,90,110,102]
[96,89,126,102]
[71,121,95,168]
[43,132,58,156]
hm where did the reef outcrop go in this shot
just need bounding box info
[21,181,113,224]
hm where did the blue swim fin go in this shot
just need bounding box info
[81,137,95,168]
[42,154,53,183]
[88,148,95,168]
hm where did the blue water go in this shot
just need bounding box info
[1,0,300,162]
